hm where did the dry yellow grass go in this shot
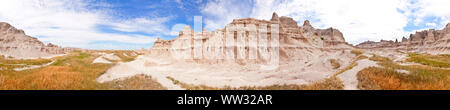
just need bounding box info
[105,74,167,90]
[406,53,450,68]
[0,66,82,90]
[351,49,364,56]
[329,59,341,69]
[357,67,449,90]
[0,52,108,90]
[334,55,368,77]
[0,56,52,65]
[0,51,161,90]
[0,56,53,70]
[357,54,450,90]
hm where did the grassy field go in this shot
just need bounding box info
[357,54,450,90]
[105,74,166,90]
[0,56,53,70]
[0,50,164,90]
[406,53,450,68]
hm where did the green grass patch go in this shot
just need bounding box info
[406,53,450,68]
[334,55,368,77]
[0,50,160,90]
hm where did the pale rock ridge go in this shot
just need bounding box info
[356,23,450,54]
[150,12,353,63]
[0,22,77,58]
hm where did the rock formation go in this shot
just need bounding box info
[100,13,358,88]
[356,23,450,54]
[150,12,353,63]
[356,40,398,49]
[0,22,76,59]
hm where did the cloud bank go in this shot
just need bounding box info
[0,0,165,49]
[201,0,450,44]
[1,0,449,49]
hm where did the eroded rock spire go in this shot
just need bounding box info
[270,12,279,22]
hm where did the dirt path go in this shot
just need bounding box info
[13,60,56,71]
[337,59,380,90]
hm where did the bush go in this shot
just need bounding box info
[351,49,363,56]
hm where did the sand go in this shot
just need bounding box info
[13,60,56,71]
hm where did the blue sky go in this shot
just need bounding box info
[0,0,449,49]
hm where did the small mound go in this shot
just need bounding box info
[92,57,112,64]
[103,53,121,60]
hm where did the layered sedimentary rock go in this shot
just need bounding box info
[150,12,353,63]
[356,23,450,54]
[356,40,398,49]
[99,13,358,88]
[0,22,76,58]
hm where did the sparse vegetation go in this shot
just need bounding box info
[358,67,449,90]
[357,54,450,90]
[334,55,368,77]
[3,48,447,90]
[329,59,341,69]
[0,57,52,66]
[0,51,109,89]
[167,76,344,90]
[368,54,391,62]
[406,53,450,68]
[351,49,364,56]
[112,50,141,62]
[105,74,167,90]
[0,50,159,90]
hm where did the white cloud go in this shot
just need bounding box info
[201,0,253,30]
[174,0,184,9]
[109,17,172,35]
[301,0,409,44]
[169,23,187,36]
[2,0,448,50]
[426,22,437,27]
[0,0,159,49]
[201,0,450,45]
[405,0,450,28]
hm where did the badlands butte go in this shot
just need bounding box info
[1,13,449,90]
